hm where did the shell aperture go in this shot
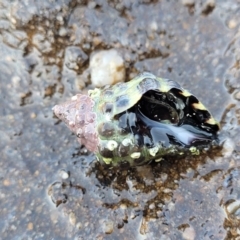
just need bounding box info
[53,72,219,167]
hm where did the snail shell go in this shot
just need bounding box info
[53,72,219,167]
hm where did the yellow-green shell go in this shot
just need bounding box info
[53,72,219,167]
[87,72,219,167]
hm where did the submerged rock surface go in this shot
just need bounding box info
[1,0,240,239]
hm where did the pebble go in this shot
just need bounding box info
[3,179,10,186]
[228,19,237,29]
[103,220,114,234]
[168,202,175,211]
[150,21,158,31]
[30,113,36,119]
[90,49,125,87]
[120,203,127,209]
[222,138,235,158]
[76,222,82,229]
[69,212,77,226]
[59,169,69,179]
[234,90,240,100]
[149,203,155,209]
[27,222,33,231]
[226,200,240,215]
[182,225,196,240]
[59,27,67,37]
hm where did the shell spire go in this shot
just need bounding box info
[53,94,99,152]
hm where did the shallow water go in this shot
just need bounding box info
[0,0,240,239]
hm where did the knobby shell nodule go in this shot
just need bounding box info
[53,72,220,167]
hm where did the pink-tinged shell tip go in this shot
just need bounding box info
[53,94,99,153]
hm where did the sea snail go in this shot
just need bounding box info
[53,72,219,167]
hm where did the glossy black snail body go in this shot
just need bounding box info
[53,72,220,167]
